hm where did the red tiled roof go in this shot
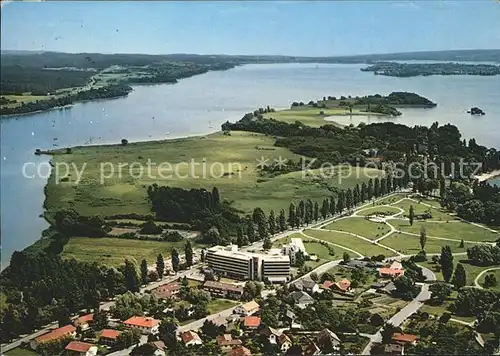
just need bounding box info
[392,333,418,343]
[334,279,351,291]
[123,316,159,328]
[230,345,252,356]
[75,313,93,325]
[36,325,76,344]
[379,268,405,276]
[65,341,94,353]
[153,282,180,299]
[243,316,261,328]
[180,330,201,344]
[217,334,242,347]
[100,329,121,340]
[321,280,335,289]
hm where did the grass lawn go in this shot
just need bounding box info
[1,94,53,108]
[274,233,352,268]
[388,219,499,243]
[46,131,383,217]
[4,348,37,356]
[380,232,478,255]
[323,217,392,240]
[327,265,377,292]
[356,206,402,217]
[419,292,477,323]
[207,299,239,315]
[374,193,408,205]
[391,199,456,221]
[419,260,491,286]
[477,269,500,291]
[303,229,397,257]
[61,237,203,266]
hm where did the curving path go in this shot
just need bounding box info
[300,230,365,258]
[474,267,500,289]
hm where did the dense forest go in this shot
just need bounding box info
[361,62,500,77]
[0,85,132,116]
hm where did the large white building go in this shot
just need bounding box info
[281,238,309,264]
[206,245,290,283]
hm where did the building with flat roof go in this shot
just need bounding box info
[206,245,290,282]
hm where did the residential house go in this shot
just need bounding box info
[30,324,76,349]
[211,315,229,329]
[302,337,322,355]
[217,334,242,351]
[316,328,341,352]
[284,309,302,330]
[379,261,405,279]
[290,291,315,308]
[392,333,418,346]
[262,326,292,353]
[149,341,167,356]
[243,316,261,330]
[332,279,351,293]
[153,282,180,299]
[64,341,98,356]
[234,300,260,316]
[385,343,405,355]
[123,316,160,334]
[99,329,121,346]
[321,280,335,290]
[229,345,252,356]
[74,314,93,331]
[180,330,203,347]
[378,281,397,294]
[202,280,244,300]
[293,278,319,294]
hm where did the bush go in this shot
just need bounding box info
[121,138,129,145]
[140,220,162,235]
[162,231,184,242]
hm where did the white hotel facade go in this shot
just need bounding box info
[206,245,291,283]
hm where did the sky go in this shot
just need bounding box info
[1,1,500,56]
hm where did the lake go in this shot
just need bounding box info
[1,63,499,268]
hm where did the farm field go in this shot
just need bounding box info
[388,219,499,242]
[45,131,384,218]
[380,232,478,255]
[61,237,203,266]
[323,217,392,240]
[302,229,396,257]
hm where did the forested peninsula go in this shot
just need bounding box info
[361,62,500,77]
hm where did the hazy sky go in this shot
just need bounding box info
[2,1,500,56]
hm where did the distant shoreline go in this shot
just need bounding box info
[474,169,500,183]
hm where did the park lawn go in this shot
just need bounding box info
[274,233,351,268]
[61,237,203,266]
[419,291,477,323]
[419,260,490,286]
[323,217,392,240]
[303,229,397,257]
[207,299,239,315]
[391,199,456,221]
[356,206,403,217]
[4,348,37,356]
[45,131,383,218]
[374,193,408,205]
[477,269,500,291]
[388,219,499,243]
[380,232,478,255]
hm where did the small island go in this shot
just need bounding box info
[467,107,485,115]
[361,62,500,77]
[288,91,436,118]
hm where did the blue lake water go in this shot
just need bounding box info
[1,63,499,268]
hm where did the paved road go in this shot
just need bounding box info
[361,265,436,355]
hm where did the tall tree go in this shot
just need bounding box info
[439,246,454,282]
[171,248,180,273]
[298,200,306,220]
[361,182,367,202]
[337,190,345,213]
[409,205,415,226]
[247,219,256,242]
[354,184,361,206]
[439,178,446,198]
[263,237,272,250]
[313,201,319,222]
[124,258,141,292]
[140,259,148,285]
[258,220,268,240]
[419,225,427,251]
[320,199,330,220]
[212,187,220,210]
[288,203,296,228]
[380,178,387,196]
[279,209,287,231]
[252,207,265,225]
[329,197,336,216]
[374,178,380,197]
[345,188,353,210]
[452,263,467,289]
[367,179,374,200]
[268,210,276,235]
[184,240,193,266]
